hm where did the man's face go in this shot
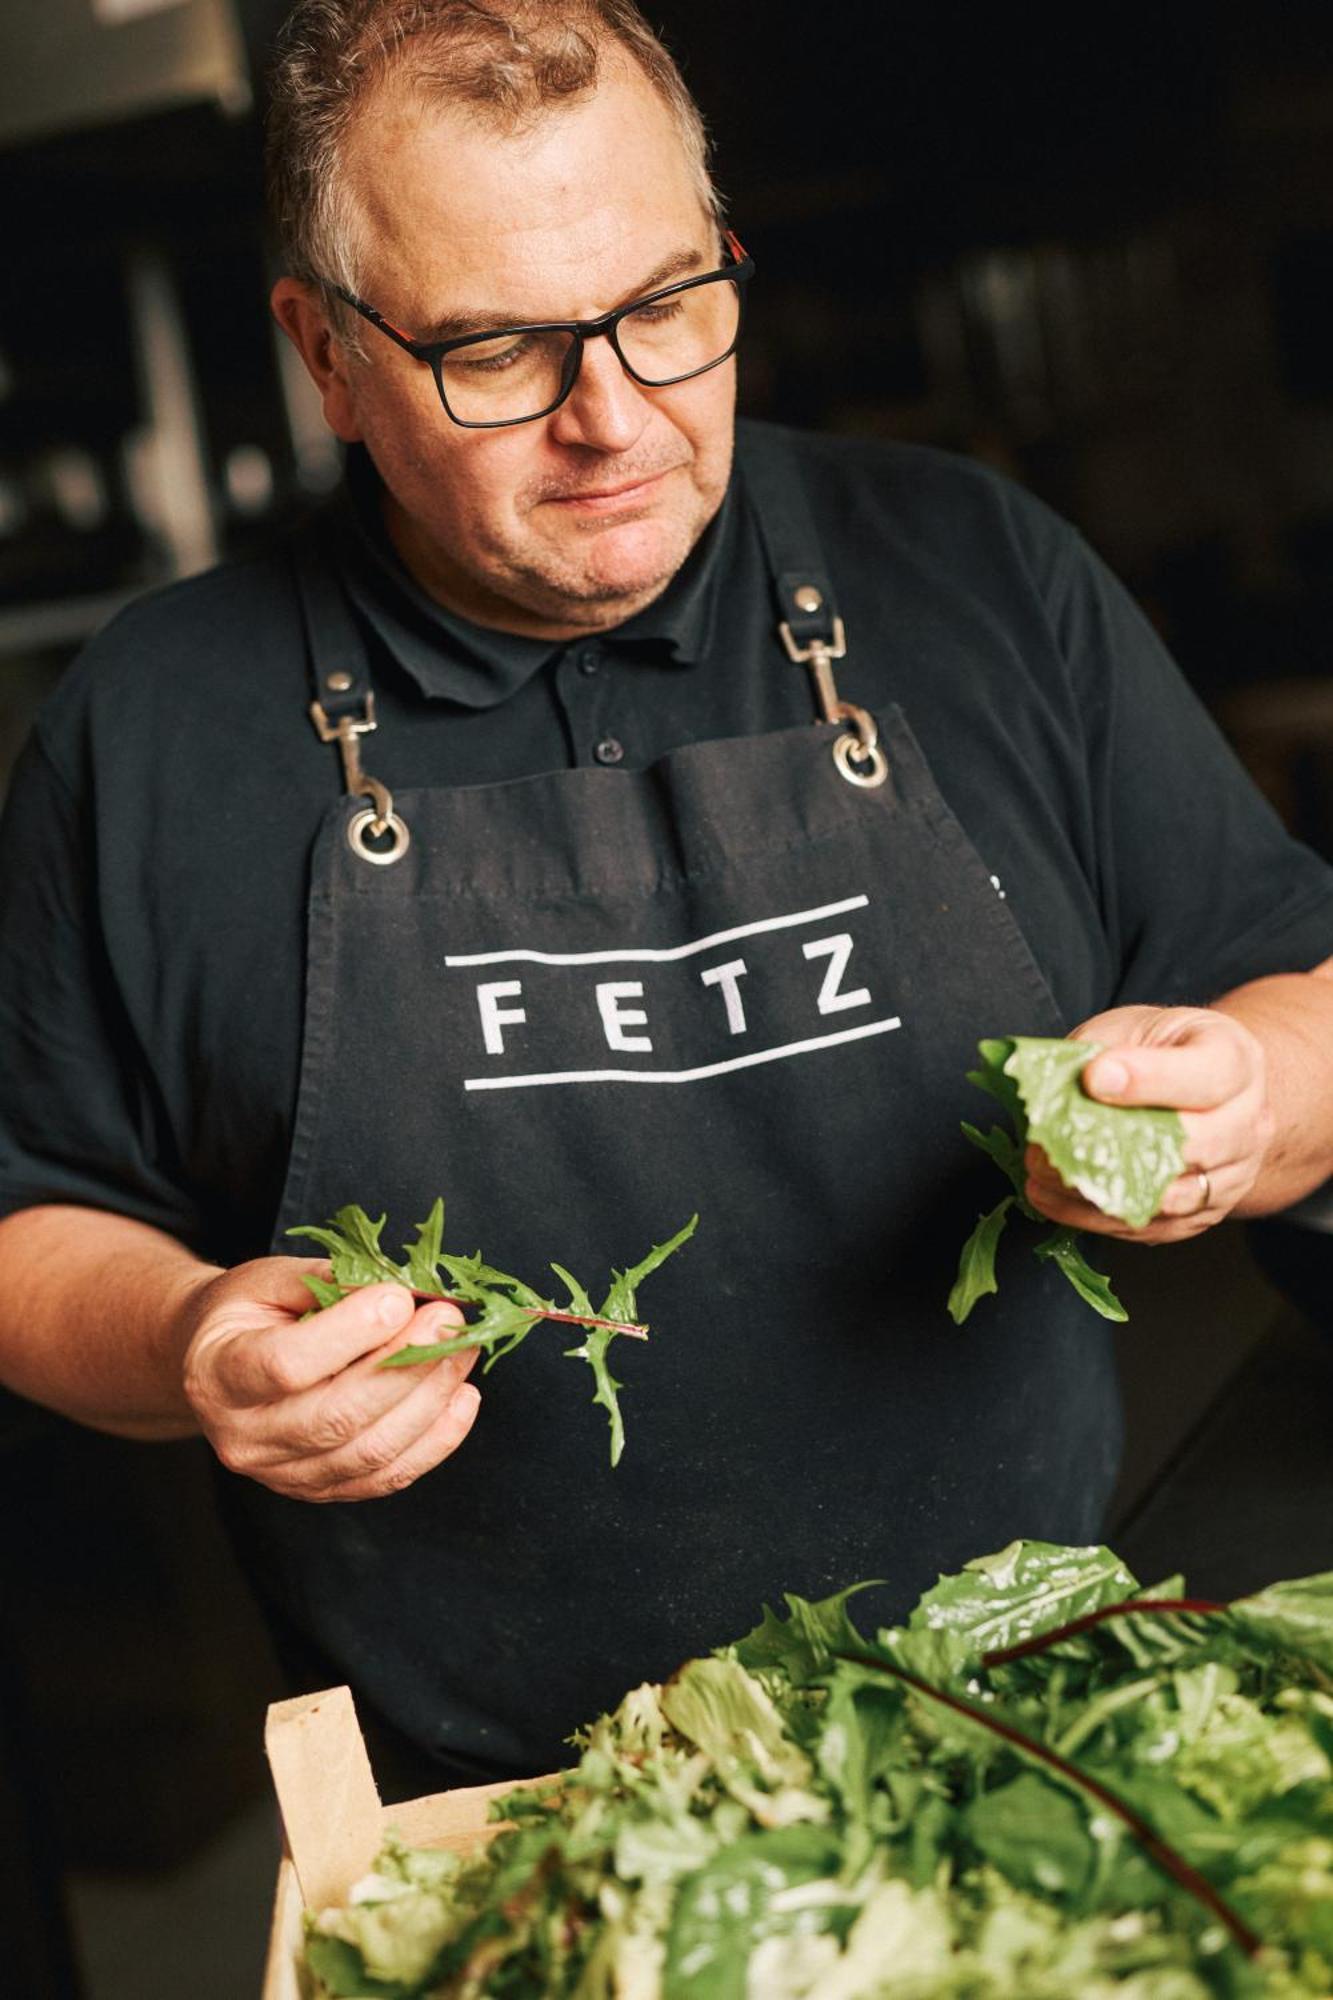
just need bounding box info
[317,59,736,639]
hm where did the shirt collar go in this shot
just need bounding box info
[336,444,735,708]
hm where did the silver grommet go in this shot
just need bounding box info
[833,732,889,789]
[347,806,411,865]
[793,584,823,614]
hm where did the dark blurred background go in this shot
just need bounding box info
[4,4,1333,1995]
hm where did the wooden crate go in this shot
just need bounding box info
[262,1687,548,2000]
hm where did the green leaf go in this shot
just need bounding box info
[1229,1571,1333,1676]
[962,1121,1027,1196]
[948,1195,1015,1324]
[300,1272,347,1312]
[403,1200,446,1295]
[732,1582,879,1685]
[549,1261,594,1317]
[438,1247,546,1311]
[599,1213,698,1325]
[953,1032,1186,1326]
[966,1037,1023,1127]
[663,1825,844,2000]
[377,1297,536,1370]
[660,1657,813,1789]
[565,1324,627,1467]
[288,1199,696,1464]
[964,1771,1095,1899]
[1033,1227,1129,1322]
[303,1932,412,1997]
[891,1539,1140,1669]
[815,1665,909,1870]
[288,1205,405,1288]
[1004,1036,1186,1229]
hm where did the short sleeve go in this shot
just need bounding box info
[0,727,204,1242]
[1053,534,1333,1002]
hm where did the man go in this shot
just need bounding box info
[3,0,1333,1794]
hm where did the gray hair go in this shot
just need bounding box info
[266,0,723,317]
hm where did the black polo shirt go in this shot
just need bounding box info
[3,420,1333,1266]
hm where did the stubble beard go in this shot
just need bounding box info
[482,478,720,631]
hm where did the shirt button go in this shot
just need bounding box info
[594,737,625,766]
[578,649,601,676]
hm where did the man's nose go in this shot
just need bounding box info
[547,333,652,452]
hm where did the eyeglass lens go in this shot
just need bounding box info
[439,275,742,424]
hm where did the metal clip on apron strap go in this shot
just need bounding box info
[294,532,411,866]
[749,440,888,790]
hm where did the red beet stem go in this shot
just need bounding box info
[833,1649,1262,1958]
[981,1598,1229,1668]
[338,1281,647,1339]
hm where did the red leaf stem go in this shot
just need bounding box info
[337,1280,648,1339]
[981,1598,1229,1668]
[833,1649,1262,1958]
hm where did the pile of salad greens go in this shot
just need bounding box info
[288,1200,697,1465]
[950,1037,1187,1326]
[302,1541,1333,1998]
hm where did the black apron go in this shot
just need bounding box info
[222,431,1121,1785]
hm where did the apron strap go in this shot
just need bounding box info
[741,425,843,649]
[292,520,412,866]
[293,520,375,723]
[740,427,888,790]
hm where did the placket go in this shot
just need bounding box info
[552,639,631,768]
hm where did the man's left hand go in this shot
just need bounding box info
[1024,1004,1274,1242]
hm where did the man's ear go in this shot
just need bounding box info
[270,277,364,443]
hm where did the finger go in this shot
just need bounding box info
[1156,1162,1248,1220]
[234,1306,475,1463]
[1081,1032,1254,1114]
[1025,1174,1196,1241]
[267,1379,482,1502]
[221,1283,429,1403]
[238,1339,471,1482]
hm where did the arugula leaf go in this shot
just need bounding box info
[961,1119,1027,1194]
[1032,1227,1128,1323]
[287,1200,695,1464]
[732,1581,881,1685]
[563,1322,629,1468]
[402,1200,446,1296]
[599,1213,700,1328]
[288,1205,406,1288]
[563,1216,698,1469]
[952,1034,1180,1324]
[947,1195,1015,1324]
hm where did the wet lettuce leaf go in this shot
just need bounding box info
[1006,1036,1186,1229]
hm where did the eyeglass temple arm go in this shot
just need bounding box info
[331,284,423,356]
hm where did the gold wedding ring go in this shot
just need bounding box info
[1192,1169,1212,1213]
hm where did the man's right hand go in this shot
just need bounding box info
[178,1257,481,1502]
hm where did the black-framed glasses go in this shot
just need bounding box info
[329,230,754,428]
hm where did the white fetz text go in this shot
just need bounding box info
[445,896,903,1092]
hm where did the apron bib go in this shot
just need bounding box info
[222,434,1121,1782]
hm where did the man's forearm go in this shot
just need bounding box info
[1213,965,1333,1214]
[0,1204,218,1438]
